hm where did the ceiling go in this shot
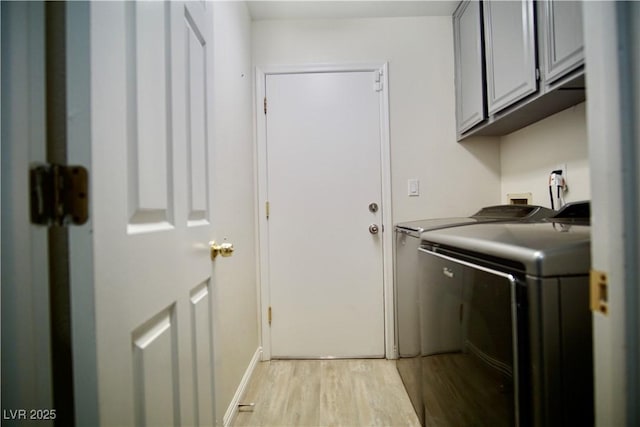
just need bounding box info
[246,1,459,21]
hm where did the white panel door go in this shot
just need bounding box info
[90,2,217,425]
[266,71,385,358]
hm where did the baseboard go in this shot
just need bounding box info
[223,346,262,427]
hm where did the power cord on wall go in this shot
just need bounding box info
[548,169,567,210]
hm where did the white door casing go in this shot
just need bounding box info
[256,64,394,359]
[1,1,54,420]
[90,2,217,425]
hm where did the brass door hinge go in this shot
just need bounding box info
[30,164,89,226]
[268,306,272,325]
[590,269,608,315]
[266,201,270,219]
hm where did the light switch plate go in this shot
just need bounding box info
[408,179,419,197]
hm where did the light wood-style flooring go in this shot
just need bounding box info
[233,359,421,427]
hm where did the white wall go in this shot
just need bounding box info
[500,102,590,208]
[252,17,501,223]
[211,2,259,424]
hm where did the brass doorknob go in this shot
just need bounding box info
[209,240,234,260]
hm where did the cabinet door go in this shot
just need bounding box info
[483,0,537,115]
[540,0,584,84]
[454,0,486,134]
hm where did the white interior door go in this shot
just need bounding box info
[265,71,385,358]
[90,2,218,425]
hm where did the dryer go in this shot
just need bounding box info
[394,204,553,424]
[417,202,592,426]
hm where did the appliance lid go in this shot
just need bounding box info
[395,217,478,235]
[545,200,591,224]
[471,204,554,220]
[395,204,555,236]
[420,222,591,277]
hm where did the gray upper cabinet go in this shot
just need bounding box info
[452,0,585,140]
[453,1,486,134]
[483,0,537,115]
[539,0,584,85]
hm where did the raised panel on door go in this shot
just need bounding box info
[127,1,174,232]
[185,5,210,227]
[454,0,486,134]
[483,0,538,115]
[132,307,180,427]
[189,281,215,426]
[540,0,584,84]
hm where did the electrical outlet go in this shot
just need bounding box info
[556,163,567,182]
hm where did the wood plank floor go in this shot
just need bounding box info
[233,359,421,427]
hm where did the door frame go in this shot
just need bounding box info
[254,63,394,360]
[2,2,99,424]
[583,2,640,423]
